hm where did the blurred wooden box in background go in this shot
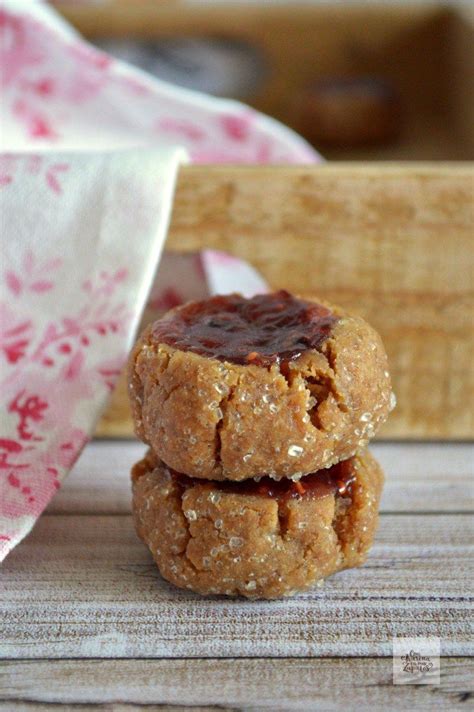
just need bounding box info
[96,164,474,441]
[58,0,474,160]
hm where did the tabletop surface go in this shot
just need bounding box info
[1,439,473,710]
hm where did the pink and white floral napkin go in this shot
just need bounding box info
[0,0,318,560]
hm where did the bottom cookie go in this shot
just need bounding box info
[132,449,384,599]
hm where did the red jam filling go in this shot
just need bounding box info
[152,290,337,367]
[171,459,355,502]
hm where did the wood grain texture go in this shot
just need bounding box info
[1,512,472,659]
[49,441,474,515]
[1,658,473,711]
[96,164,474,441]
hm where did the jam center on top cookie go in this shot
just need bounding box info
[172,459,355,502]
[152,290,337,366]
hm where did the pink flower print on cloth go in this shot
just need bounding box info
[0,1,320,162]
[0,148,185,559]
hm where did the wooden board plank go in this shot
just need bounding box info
[1,658,473,711]
[1,513,472,659]
[49,440,145,515]
[96,164,474,440]
[49,441,474,515]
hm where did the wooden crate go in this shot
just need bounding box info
[96,163,474,441]
[57,1,474,160]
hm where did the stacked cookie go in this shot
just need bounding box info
[128,290,394,599]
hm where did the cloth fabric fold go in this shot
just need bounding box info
[0,148,185,559]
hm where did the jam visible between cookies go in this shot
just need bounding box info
[171,459,355,502]
[152,290,338,367]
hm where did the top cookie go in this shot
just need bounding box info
[129,291,394,481]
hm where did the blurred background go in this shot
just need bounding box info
[53,0,474,161]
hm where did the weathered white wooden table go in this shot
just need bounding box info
[1,440,473,710]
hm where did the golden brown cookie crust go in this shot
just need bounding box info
[132,449,384,599]
[129,297,394,481]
